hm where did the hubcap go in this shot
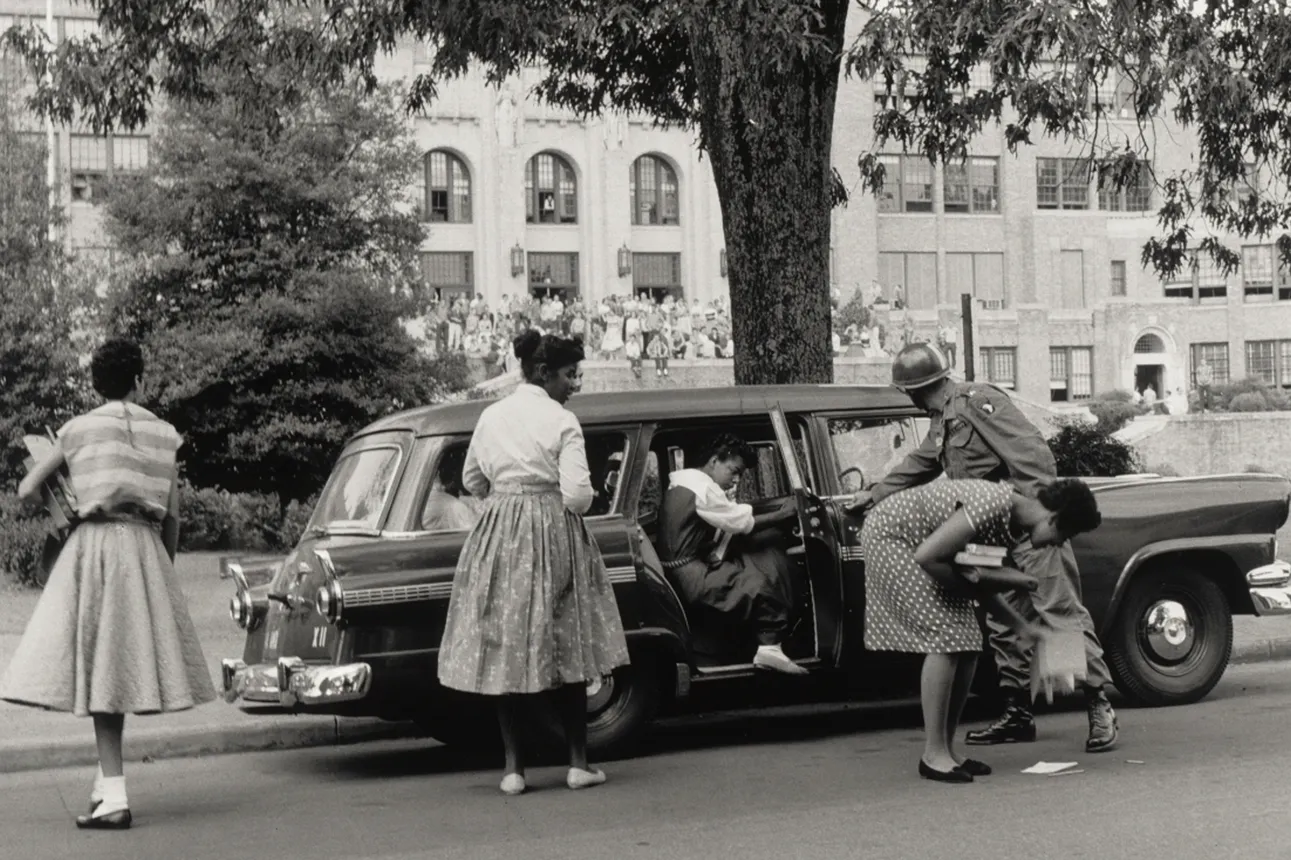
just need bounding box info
[586,676,614,715]
[1141,599,1194,662]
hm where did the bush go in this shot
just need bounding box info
[0,498,48,588]
[177,481,315,553]
[1047,418,1142,477]
[1087,390,1149,433]
[1202,376,1291,412]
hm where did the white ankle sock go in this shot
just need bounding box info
[91,765,105,802]
[93,776,128,817]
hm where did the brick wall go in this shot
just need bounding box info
[1133,413,1291,478]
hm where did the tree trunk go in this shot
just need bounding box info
[688,1,848,385]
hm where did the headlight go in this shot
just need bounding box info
[229,591,251,629]
[315,581,344,624]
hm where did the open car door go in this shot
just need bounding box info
[769,406,845,666]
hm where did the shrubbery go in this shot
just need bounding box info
[1086,390,1149,433]
[1047,416,1143,478]
[1196,376,1291,412]
[0,498,49,588]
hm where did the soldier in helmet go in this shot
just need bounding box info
[848,342,1118,753]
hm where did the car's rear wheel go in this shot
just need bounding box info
[1105,565,1232,707]
[534,652,663,760]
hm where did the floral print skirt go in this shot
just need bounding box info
[437,487,630,695]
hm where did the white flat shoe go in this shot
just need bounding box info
[567,767,607,790]
[753,646,809,675]
[500,773,526,796]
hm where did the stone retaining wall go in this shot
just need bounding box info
[1133,412,1291,478]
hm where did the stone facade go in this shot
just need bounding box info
[13,2,1291,410]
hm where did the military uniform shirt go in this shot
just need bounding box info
[872,381,1056,503]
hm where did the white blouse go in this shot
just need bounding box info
[668,468,755,535]
[462,384,594,514]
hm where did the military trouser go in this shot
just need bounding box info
[984,538,1111,693]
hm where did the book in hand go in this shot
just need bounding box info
[954,543,1008,569]
[22,431,76,531]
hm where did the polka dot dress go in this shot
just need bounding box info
[860,479,1013,655]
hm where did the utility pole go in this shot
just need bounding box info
[960,293,976,382]
[44,0,56,248]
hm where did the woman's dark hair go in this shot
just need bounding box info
[699,433,757,470]
[91,337,145,400]
[1038,478,1102,536]
[513,330,585,382]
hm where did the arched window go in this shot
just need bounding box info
[525,152,578,224]
[424,150,471,223]
[1134,333,1166,354]
[631,154,680,225]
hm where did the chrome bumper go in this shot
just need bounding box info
[1248,561,1291,616]
[222,657,372,707]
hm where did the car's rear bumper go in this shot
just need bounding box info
[222,657,372,707]
[1248,561,1291,616]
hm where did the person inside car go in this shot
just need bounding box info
[420,453,479,532]
[658,433,806,675]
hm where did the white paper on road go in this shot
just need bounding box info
[1021,761,1079,775]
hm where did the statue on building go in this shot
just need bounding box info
[495,87,520,148]
[602,112,626,150]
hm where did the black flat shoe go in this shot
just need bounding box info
[918,760,973,783]
[959,759,992,777]
[75,808,132,830]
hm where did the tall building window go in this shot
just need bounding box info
[980,347,1017,389]
[1246,340,1278,386]
[876,154,933,213]
[69,135,108,203]
[632,252,682,301]
[1091,71,1137,119]
[877,251,938,310]
[68,134,149,203]
[528,251,579,297]
[423,150,471,223]
[420,251,473,300]
[1190,342,1230,386]
[944,157,1000,214]
[1110,260,1127,296]
[630,154,679,225]
[1099,162,1152,212]
[1050,346,1093,402]
[1163,252,1229,301]
[525,152,577,224]
[945,252,1005,308]
[1036,157,1090,210]
[1239,244,1291,302]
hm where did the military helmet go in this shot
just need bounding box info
[891,342,952,390]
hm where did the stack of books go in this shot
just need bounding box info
[953,544,1008,568]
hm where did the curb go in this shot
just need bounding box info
[0,716,424,776]
[4,639,1290,776]
[1231,637,1291,666]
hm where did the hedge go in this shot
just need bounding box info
[0,483,316,588]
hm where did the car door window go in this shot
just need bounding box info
[417,430,630,531]
[828,417,919,494]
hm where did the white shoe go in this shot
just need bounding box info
[567,767,607,790]
[500,773,526,795]
[753,645,808,675]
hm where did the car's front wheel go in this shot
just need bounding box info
[1105,565,1232,707]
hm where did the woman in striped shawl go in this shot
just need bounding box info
[2,338,215,830]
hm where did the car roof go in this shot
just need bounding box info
[357,384,918,439]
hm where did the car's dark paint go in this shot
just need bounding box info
[228,384,1291,731]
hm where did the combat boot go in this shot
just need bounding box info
[1085,688,1119,753]
[965,691,1036,745]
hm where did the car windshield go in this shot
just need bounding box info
[307,446,402,533]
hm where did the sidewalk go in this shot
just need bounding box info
[2,556,1290,775]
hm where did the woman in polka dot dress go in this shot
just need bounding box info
[860,478,1102,783]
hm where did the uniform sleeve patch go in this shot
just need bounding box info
[976,400,995,415]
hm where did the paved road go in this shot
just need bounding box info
[6,663,1291,860]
